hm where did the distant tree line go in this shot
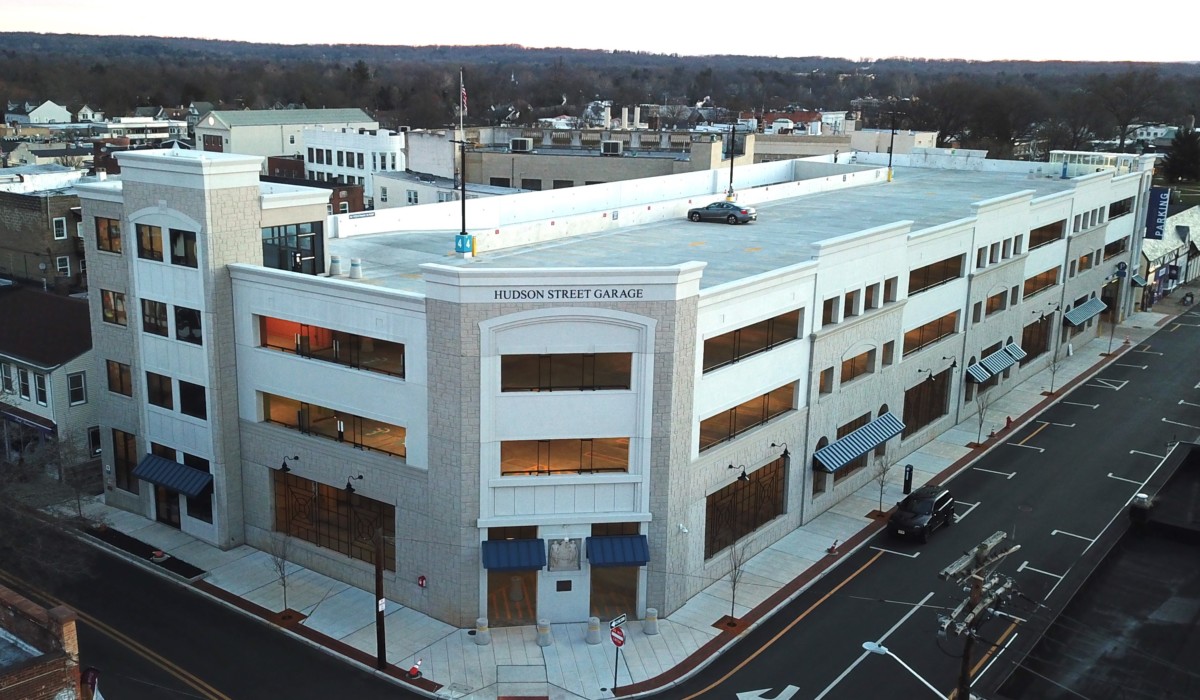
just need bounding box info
[2,32,1197,157]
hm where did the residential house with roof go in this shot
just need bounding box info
[193,108,378,168]
[0,286,98,466]
[4,100,71,126]
[1139,205,1200,309]
[71,104,104,123]
[185,101,215,136]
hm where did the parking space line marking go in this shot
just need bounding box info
[1179,399,1200,408]
[1017,561,1063,579]
[1162,417,1200,430]
[1107,472,1141,485]
[1113,363,1148,369]
[1037,420,1076,428]
[1051,530,1094,543]
[1062,401,1098,409]
[1006,443,1045,452]
[976,629,1019,683]
[955,501,980,519]
[1130,450,1166,459]
[973,467,1016,479]
[1088,378,1128,390]
[869,547,920,558]
[1133,345,1162,354]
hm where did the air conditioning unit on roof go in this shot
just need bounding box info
[601,140,623,156]
[510,137,533,153]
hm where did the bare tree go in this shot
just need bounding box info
[726,539,751,620]
[874,453,894,516]
[1047,339,1066,394]
[1087,68,1165,152]
[975,387,993,444]
[55,155,86,169]
[268,532,294,613]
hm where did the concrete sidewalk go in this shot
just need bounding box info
[63,294,1193,700]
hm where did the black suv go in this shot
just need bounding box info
[888,485,955,542]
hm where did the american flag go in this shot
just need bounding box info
[460,85,468,114]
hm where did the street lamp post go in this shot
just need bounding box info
[861,642,946,699]
[450,137,472,257]
[886,108,899,183]
[725,121,737,201]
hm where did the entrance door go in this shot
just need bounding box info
[155,485,181,528]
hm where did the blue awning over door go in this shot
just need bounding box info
[979,348,1017,376]
[1003,343,1027,362]
[586,535,650,567]
[813,412,905,473]
[131,454,212,498]
[481,539,547,571]
[965,363,991,383]
[1064,298,1107,326]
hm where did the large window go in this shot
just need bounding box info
[262,222,324,275]
[1021,317,1052,364]
[146,372,173,409]
[112,428,138,494]
[902,311,959,356]
[1023,267,1060,299]
[175,306,203,345]
[698,383,795,452]
[501,353,631,391]
[908,254,965,295]
[18,369,29,400]
[902,369,951,438]
[1029,220,1065,250]
[169,229,198,267]
[273,471,396,570]
[68,372,87,405]
[96,217,122,253]
[184,453,213,523]
[101,289,127,326]
[263,393,406,458]
[0,363,12,393]
[107,360,132,396]
[500,438,629,475]
[137,224,164,261]
[1109,197,1134,218]
[259,317,405,378]
[34,373,47,406]
[142,299,169,336]
[1103,237,1129,261]
[703,309,801,372]
[986,291,1007,316]
[704,456,786,559]
[179,381,207,420]
[841,349,875,383]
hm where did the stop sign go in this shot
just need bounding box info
[611,626,625,647]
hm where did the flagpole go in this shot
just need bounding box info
[459,67,465,133]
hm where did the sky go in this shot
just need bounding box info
[6,0,1198,63]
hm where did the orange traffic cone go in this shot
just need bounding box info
[407,658,423,679]
[827,539,840,555]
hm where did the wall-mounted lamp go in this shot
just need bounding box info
[279,455,299,473]
[678,523,689,534]
[917,368,934,383]
[729,464,750,482]
[770,441,790,459]
[941,356,958,369]
[345,474,364,493]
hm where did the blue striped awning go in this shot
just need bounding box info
[1064,298,1107,326]
[979,348,1017,375]
[131,454,212,498]
[1003,342,1027,362]
[965,363,991,383]
[481,539,546,571]
[814,412,905,473]
[1131,274,1148,287]
[586,535,650,567]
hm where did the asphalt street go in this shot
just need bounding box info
[1,542,421,700]
[661,315,1200,700]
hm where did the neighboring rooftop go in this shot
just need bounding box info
[329,165,1078,294]
[206,108,374,127]
[0,287,91,368]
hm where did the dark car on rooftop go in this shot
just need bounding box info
[687,200,758,224]
[888,485,956,542]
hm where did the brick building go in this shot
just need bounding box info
[0,584,81,700]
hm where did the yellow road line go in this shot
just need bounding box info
[680,550,885,700]
[0,569,231,700]
[947,620,1020,699]
[1019,422,1050,445]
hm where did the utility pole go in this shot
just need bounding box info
[938,531,1023,699]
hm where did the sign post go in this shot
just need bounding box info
[611,625,625,688]
[609,613,626,629]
